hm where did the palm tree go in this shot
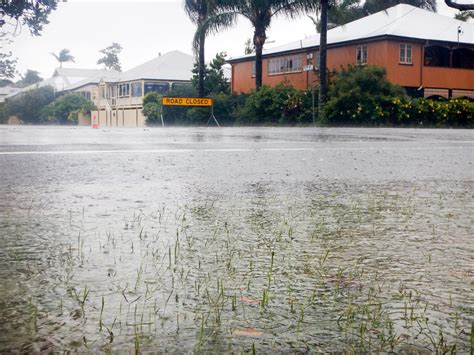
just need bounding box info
[185,0,211,97]
[309,0,363,33]
[213,0,318,90]
[185,0,234,97]
[51,49,75,68]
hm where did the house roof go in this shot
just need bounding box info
[229,4,474,62]
[62,70,121,91]
[6,67,121,99]
[61,50,195,91]
[118,50,194,82]
[0,86,22,103]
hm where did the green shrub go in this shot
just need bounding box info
[43,94,96,124]
[142,92,162,125]
[234,83,312,125]
[4,86,55,124]
[324,65,406,125]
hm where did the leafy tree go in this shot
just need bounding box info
[454,10,474,21]
[0,51,17,79]
[1,1,58,78]
[43,94,96,124]
[97,42,122,71]
[0,0,58,36]
[213,0,318,90]
[16,69,42,87]
[4,86,55,123]
[51,48,75,68]
[191,52,230,95]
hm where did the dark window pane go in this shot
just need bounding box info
[144,82,169,94]
[131,82,142,97]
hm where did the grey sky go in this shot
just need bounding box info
[4,0,460,80]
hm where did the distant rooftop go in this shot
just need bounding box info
[0,86,22,103]
[229,4,474,62]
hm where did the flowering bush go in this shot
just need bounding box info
[324,65,473,127]
[387,98,473,127]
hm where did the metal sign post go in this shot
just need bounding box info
[160,105,164,127]
[207,106,220,128]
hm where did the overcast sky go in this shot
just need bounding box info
[4,0,462,80]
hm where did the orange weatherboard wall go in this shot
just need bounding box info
[230,39,474,97]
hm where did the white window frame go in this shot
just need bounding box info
[356,46,368,65]
[268,55,302,75]
[399,43,413,64]
[118,83,130,98]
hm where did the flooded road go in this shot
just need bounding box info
[0,126,472,352]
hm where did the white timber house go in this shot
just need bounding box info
[63,50,194,127]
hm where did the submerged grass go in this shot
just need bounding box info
[0,184,472,353]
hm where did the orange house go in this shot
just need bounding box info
[228,4,474,99]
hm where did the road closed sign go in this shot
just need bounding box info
[162,97,213,107]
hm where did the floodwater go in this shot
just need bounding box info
[0,126,472,352]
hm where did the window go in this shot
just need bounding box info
[424,45,450,67]
[356,46,368,65]
[144,82,169,94]
[118,83,130,97]
[400,44,412,64]
[314,50,320,69]
[252,62,256,77]
[131,82,142,97]
[268,55,302,74]
[78,91,91,100]
[171,82,191,90]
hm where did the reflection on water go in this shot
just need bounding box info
[0,181,472,352]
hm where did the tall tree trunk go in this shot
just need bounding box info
[197,0,208,97]
[253,26,266,90]
[198,31,206,97]
[318,0,328,120]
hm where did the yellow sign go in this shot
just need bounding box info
[162,97,213,107]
